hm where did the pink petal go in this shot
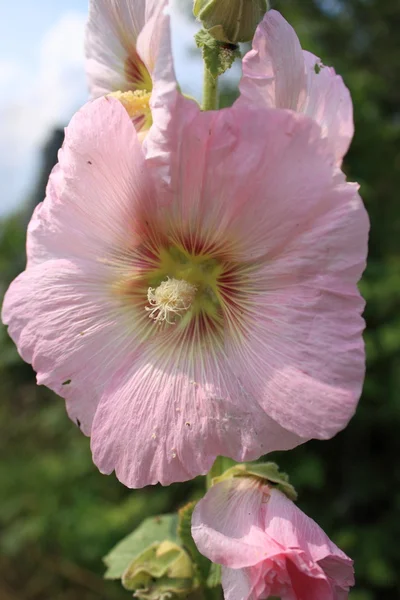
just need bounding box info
[221,567,256,600]
[3,95,367,487]
[2,97,155,433]
[27,97,154,268]
[263,490,353,572]
[1,259,142,435]
[192,478,276,569]
[302,51,353,164]
[223,558,339,600]
[192,481,354,599]
[85,0,173,97]
[225,171,368,440]
[91,345,302,488]
[238,10,353,162]
[239,10,307,111]
[144,89,199,189]
[146,102,368,442]
[225,110,367,440]
[136,1,174,80]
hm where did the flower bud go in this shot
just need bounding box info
[193,0,268,44]
[122,540,195,599]
[192,477,355,600]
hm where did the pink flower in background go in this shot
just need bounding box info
[2,93,368,488]
[85,0,175,137]
[237,10,353,163]
[192,477,354,600]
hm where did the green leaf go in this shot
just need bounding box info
[195,29,240,79]
[178,502,210,585]
[104,514,179,579]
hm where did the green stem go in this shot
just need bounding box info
[202,66,219,111]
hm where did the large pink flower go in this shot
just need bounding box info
[237,10,353,163]
[192,477,354,600]
[2,94,368,488]
[85,0,175,136]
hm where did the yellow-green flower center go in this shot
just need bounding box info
[146,277,197,324]
[145,246,224,326]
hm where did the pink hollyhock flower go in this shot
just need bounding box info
[192,477,354,599]
[85,0,175,137]
[237,10,353,164]
[2,93,368,488]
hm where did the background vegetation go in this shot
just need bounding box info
[0,0,399,598]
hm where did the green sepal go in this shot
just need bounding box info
[195,29,241,79]
[178,502,211,585]
[213,462,298,501]
[122,540,194,598]
[103,514,179,579]
[134,576,195,600]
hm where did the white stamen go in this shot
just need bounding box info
[146,277,197,325]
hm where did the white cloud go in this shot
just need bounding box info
[37,13,88,128]
[0,12,87,216]
[170,0,202,99]
[0,60,22,92]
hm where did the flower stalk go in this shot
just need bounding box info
[202,65,219,111]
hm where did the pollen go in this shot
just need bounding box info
[146,277,197,325]
[108,90,152,135]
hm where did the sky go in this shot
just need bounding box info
[0,0,204,216]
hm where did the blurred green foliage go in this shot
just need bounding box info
[0,0,399,598]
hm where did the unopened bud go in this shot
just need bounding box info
[193,0,268,44]
[122,540,195,599]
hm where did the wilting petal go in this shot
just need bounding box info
[192,479,354,600]
[238,10,353,162]
[85,0,173,97]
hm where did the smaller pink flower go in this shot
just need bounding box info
[192,477,354,600]
[85,0,176,137]
[237,10,353,164]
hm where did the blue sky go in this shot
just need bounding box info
[0,0,204,215]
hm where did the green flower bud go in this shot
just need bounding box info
[193,0,268,44]
[122,540,195,599]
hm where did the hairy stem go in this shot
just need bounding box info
[202,66,219,111]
